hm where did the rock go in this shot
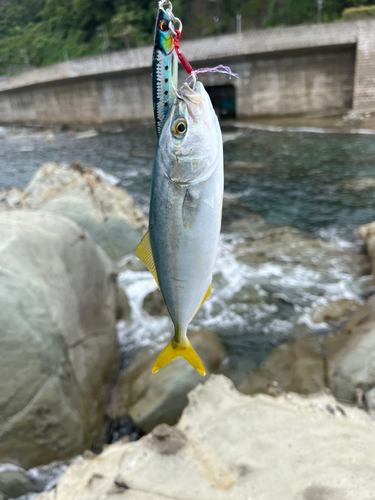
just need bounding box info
[75,129,98,139]
[311,298,359,323]
[0,211,118,468]
[366,386,375,410]
[118,254,147,272]
[115,285,131,321]
[235,225,342,267]
[33,375,375,500]
[22,162,147,261]
[225,212,269,239]
[0,189,25,210]
[32,494,52,500]
[239,337,326,396]
[342,177,375,192]
[0,465,34,499]
[108,330,226,433]
[359,220,375,280]
[244,291,375,404]
[45,133,56,143]
[327,294,375,402]
[142,290,168,316]
[342,111,365,125]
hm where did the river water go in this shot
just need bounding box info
[1,124,375,382]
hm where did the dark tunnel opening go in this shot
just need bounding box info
[206,84,236,119]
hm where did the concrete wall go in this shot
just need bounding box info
[0,20,374,125]
[353,21,375,111]
[0,72,154,124]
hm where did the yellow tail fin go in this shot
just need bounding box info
[152,338,206,376]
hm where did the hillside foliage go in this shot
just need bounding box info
[0,0,374,75]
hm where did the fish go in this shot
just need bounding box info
[136,81,224,375]
[152,3,178,137]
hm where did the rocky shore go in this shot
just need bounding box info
[33,376,375,500]
[0,161,375,499]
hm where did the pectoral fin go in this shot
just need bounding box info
[152,337,206,376]
[135,231,160,289]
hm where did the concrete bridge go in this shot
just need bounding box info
[0,20,375,125]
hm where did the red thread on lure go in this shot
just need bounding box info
[173,30,193,75]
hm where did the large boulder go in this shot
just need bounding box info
[0,162,148,262]
[0,211,118,469]
[239,337,326,395]
[108,330,227,433]
[327,294,375,402]
[33,376,375,500]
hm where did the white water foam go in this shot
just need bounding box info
[116,230,371,357]
[94,167,120,185]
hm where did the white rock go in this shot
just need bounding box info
[22,162,147,261]
[34,375,375,500]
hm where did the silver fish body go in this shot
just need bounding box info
[145,81,223,374]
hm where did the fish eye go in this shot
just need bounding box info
[159,20,169,32]
[172,119,187,138]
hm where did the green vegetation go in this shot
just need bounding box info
[342,4,375,18]
[0,0,374,75]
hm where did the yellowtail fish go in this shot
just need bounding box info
[136,81,223,375]
[152,1,178,136]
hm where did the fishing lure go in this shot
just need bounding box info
[152,0,179,136]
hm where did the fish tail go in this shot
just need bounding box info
[151,335,206,376]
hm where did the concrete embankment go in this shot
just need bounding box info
[1,20,375,125]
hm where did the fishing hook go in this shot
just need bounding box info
[171,82,182,100]
[189,72,197,90]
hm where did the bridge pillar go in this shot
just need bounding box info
[353,20,375,111]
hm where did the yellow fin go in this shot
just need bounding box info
[135,231,160,289]
[152,338,206,376]
[200,283,212,308]
[194,283,212,317]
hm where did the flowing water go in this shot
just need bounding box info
[1,124,375,383]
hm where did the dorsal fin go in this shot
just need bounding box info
[135,231,160,289]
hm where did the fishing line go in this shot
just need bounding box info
[170,23,238,88]
[192,65,239,79]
